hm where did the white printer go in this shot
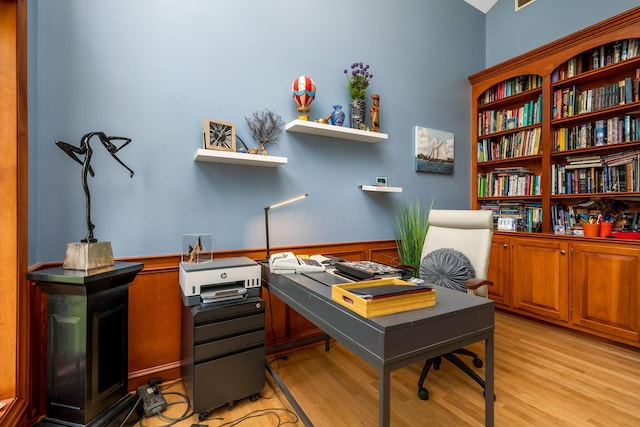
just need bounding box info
[179,256,261,306]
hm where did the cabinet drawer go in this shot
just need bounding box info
[192,346,265,412]
[195,313,263,343]
[195,330,264,363]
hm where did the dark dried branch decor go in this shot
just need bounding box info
[245,109,285,155]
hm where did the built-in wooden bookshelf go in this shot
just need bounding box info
[474,75,544,233]
[469,7,640,349]
[470,8,640,237]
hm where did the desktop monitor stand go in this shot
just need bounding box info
[28,262,143,426]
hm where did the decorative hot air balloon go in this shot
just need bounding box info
[291,76,316,121]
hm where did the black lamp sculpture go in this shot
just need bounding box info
[264,193,308,259]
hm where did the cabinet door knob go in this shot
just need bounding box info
[503,244,508,248]
[560,250,566,255]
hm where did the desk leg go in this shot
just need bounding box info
[265,362,314,427]
[485,332,494,427]
[379,366,391,427]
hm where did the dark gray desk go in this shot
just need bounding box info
[263,268,494,427]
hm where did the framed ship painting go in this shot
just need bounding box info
[414,126,454,174]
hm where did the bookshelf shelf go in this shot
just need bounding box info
[194,148,287,167]
[477,87,543,111]
[550,140,640,158]
[478,195,541,201]
[360,185,403,193]
[285,119,388,143]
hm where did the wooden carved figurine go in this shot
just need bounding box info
[370,94,380,132]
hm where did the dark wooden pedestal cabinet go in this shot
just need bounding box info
[28,262,143,427]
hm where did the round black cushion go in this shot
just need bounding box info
[419,248,475,292]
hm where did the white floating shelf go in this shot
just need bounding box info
[360,185,403,193]
[194,148,287,167]
[285,119,388,143]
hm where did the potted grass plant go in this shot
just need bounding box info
[394,199,432,278]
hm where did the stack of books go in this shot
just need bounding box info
[334,260,403,281]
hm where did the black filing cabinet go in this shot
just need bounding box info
[181,297,266,417]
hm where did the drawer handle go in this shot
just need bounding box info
[342,296,355,305]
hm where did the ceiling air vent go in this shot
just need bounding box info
[515,0,535,11]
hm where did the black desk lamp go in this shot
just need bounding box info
[264,193,308,259]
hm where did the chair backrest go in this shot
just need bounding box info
[420,209,494,297]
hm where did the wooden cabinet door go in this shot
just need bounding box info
[488,235,510,307]
[570,242,640,343]
[511,237,569,321]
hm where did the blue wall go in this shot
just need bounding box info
[29,0,637,264]
[29,0,485,263]
[485,0,640,66]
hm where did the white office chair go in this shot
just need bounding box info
[416,209,494,400]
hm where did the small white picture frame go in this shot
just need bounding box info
[497,217,516,231]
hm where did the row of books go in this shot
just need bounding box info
[552,38,640,82]
[553,115,640,151]
[478,74,542,105]
[480,201,543,233]
[551,156,640,195]
[552,75,638,120]
[477,167,541,197]
[478,94,542,136]
[550,203,577,230]
[477,127,541,162]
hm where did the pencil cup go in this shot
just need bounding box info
[582,223,600,237]
[598,221,613,237]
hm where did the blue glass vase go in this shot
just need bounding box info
[330,105,345,126]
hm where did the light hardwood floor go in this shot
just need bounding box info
[134,311,640,426]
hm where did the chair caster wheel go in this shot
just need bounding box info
[418,387,429,400]
[473,358,483,368]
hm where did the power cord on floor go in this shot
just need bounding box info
[119,378,193,427]
[119,395,142,427]
[263,287,291,402]
[204,407,299,427]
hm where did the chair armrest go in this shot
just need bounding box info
[464,278,493,290]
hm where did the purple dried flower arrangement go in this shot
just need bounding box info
[344,62,374,100]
